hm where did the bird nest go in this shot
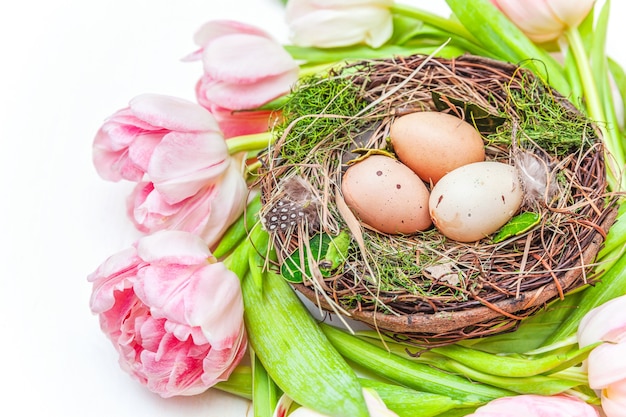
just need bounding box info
[256,54,617,345]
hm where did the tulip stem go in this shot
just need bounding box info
[227,131,274,155]
[565,26,624,190]
[391,3,480,45]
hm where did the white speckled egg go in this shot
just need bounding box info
[342,155,431,234]
[429,161,523,242]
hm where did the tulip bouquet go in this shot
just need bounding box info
[88,0,626,416]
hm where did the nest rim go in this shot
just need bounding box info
[257,54,617,344]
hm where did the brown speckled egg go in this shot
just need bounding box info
[341,155,431,234]
[390,111,485,184]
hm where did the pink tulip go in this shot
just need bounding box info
[578,295,626,417]
[126,159,248,248]
[490,0,596,43]
[88,230,247,398]
[93,93,230,205]
[464,394,600,416]
[185,20,298,137]
[285,0,394,48]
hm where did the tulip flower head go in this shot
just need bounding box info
[93,93,229,203]
[465,394,600,416]
[93,93,248,246]
[490,0,596,43]
[185,20,298,137]
[88,230,247,398]
[285,0,394,48]
[578,295,626,417]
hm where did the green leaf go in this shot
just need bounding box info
[281,231,350,283]
[243,270,369,417]
[359,380,467,417]
[607,57,626,140]
[252,351,280,417]
[492,212,541,243]
[390,14,426,45]
[321,324,514,404]
[445,0,570,96]
[459,290,585,354]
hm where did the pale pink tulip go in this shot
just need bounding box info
[587,341,626,389]
[93,93,229,204]
[578,295,626,417]
[127,159,248,248]
[602,379,626,417]
[88,230,247,398]
[465,394,600,416]
[577,295,626,346]
[285,0,394,48]
[185,20,298,137]
[490,0,596,43]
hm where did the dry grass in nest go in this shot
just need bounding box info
[257,54,618,345]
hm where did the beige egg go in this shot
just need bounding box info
[341,155,431,234]
[429,161,523,242]
[390,111,485,184]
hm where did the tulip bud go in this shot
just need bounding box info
[286,0,394,48]
[490,0,596,43]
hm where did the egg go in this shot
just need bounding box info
[341,155,431,234]
[429,161,523,242]
[390,111,485,184]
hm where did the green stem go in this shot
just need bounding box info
[430,339,593,378]
[226,131,274,155]
[565,26,625,190]
[433,358,583,396]
[212,195,262,259]
[391,3,480,45]
[321,324,513,404]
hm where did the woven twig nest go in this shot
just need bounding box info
[257,54,617,344]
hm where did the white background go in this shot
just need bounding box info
[1,1,624,416]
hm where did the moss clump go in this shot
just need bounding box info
[275,73,370,165]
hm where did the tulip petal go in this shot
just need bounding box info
[491,0,564,42]
[546,0,595,29]
[202,34,298,83]
[148,131,229,204]
[137,230,211,265]
[88,247,142,313]
[193,19,270,48]
[129,93,219,133]
[587,341,626,389]
[578,295,626,346]
[602,378,626,417]
[287,7,393,48]
[199,69,298,111]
